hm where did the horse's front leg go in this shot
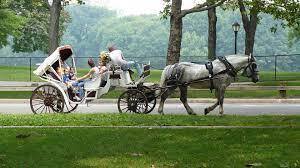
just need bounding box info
[204,88,222,115]
[179,85,196,115]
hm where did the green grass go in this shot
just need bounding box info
[1,114,300,126]
[0,127,299,167]
[1,65,300,84]
[1,114,299,167]
[1,89,300,99]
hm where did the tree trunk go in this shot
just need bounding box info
[244,14,258,55]
[48,0,61,55]
[207,6,217,60]
[238,0,259,55]
[166,0,182,65]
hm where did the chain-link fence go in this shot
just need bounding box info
[0,54,299,82]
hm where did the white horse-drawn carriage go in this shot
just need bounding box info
[30,45,157,114]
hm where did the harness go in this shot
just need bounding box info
[166,63,184,87]
[218,56,237,78]
[205,61,214,92]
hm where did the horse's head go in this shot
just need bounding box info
[241,54,259,83]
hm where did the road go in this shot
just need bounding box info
[0,102,299,115]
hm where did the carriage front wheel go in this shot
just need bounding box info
[30,84,65,114]
[117,89,148,114]
[139,86,157,114]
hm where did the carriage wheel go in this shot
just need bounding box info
[30,84,65,114]
[118,89,148,114]
[140,86,156,114]
[62,103,78,113]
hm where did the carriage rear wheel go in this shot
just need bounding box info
[118,89,148,114]
[30,84,65,114]
[139,86,156,114]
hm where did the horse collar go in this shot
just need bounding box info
[218,56,237,77]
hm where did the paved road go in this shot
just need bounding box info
[0,102,299,115]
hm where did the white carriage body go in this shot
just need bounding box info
[33,45,151,107]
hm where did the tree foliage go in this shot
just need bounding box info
[0,0,24,48]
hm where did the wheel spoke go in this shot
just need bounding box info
[39,106,46,114]
[32,102,44,106]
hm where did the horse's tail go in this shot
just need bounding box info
[160,65,172,87]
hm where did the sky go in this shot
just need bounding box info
[85,0,198,15]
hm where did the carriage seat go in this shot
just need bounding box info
[84,72,108,90]
[107,66,133,86]
[84,72,109,100]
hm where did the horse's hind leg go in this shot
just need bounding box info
[158,88,175,115]
[179,85,196,115]
[218,88,225,115]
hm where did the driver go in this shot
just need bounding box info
[107,44,143,77]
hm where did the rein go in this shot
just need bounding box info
[218,56,237,77]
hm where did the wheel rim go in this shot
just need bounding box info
[30,85,64,114]
[118,90,148,114]
[63,103,78,113]
[139,86,156,114]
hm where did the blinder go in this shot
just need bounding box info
[242,61,259,78]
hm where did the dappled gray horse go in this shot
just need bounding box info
[158,54,259,115]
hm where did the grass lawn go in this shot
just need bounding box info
[0,127,299,167]
[1,114,300,126]
[1,65,300,84]
[1,89,300,99]
[1,114,299,167]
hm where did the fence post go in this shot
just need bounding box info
[274,55,277,81]
[29,57,32,81]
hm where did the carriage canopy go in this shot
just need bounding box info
[33,45,74,76]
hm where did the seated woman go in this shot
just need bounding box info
[74,57,107,99]
[98,51,109,86]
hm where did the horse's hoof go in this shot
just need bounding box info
[158,112,164,115]
[188,112,196,115]
[204,108,209,115]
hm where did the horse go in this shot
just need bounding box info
[157,54,259,115]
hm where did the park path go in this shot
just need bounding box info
[0,101,300,115]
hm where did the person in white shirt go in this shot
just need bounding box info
[108,45,142,76]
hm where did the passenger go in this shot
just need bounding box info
[62,67,71,83]
[107,44,143,77]
[74,58,100,98]
[98,51,109,73]
[69,67,76,80]
[98,51,110,86]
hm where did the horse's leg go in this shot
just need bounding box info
[158,88,175,115]
[179,85,196,115]
[204,89,220,115]
[218,86,226,115]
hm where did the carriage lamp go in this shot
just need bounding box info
[232,22,240,54]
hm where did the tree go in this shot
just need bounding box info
[237,0,300,55]
[3,0,69,53]
[0,0,23,48]
[43,0,84,54]
[162,0,226,65]
[207,0,217,60]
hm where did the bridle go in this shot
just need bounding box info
[242,54,259,78]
